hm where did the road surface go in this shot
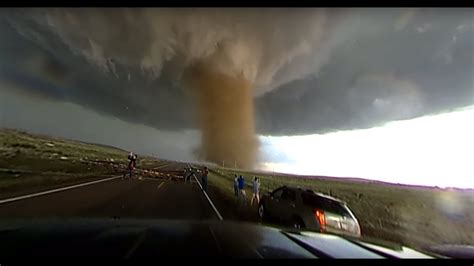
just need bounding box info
[0,163,217,220]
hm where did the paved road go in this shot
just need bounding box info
[0,163,216,220]
[151,162,184,171]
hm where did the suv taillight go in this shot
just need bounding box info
[313,209,326,232]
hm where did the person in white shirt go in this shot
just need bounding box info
[250,176,260,207]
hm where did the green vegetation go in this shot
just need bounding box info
[2,128,473,252]
[208,167,474,250]
[0,129,168,196]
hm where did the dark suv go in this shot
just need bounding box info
[258,186,361,238]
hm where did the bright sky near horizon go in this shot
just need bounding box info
[260,107,474,189]
[2,9,474,190]
[2,84,473,189]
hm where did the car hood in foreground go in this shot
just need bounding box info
[0,218,437,258]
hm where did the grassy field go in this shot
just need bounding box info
[207,167,474,251]
[2,128,473,252]
[0,128,169,197]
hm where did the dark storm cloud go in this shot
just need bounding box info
[1,8,473,136]
[0,15,195,131]
[256,8,474,134]
[0,84,199,161]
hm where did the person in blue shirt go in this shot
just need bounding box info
[233,174,239,197]
[238,175,247,204]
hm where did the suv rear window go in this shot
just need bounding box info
[281,189,296,201]
[271,188,284,198]
[301,192,351,217]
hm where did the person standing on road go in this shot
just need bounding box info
[123,152,138,180]
[184,167,191,182]
[238,175,247,204]
[233,174,239,197]
[250,176,260,207]
[183,168,188,183]
[186,167,194,182]
[201,166,209,192]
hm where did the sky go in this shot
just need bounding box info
[0,8,473,188]
[260,106,474,189]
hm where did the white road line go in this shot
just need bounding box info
[157,182,165,190]
[124,231,147,258]
[188,164,224,221]
[0,176,121,205]
[208,226,223,254]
